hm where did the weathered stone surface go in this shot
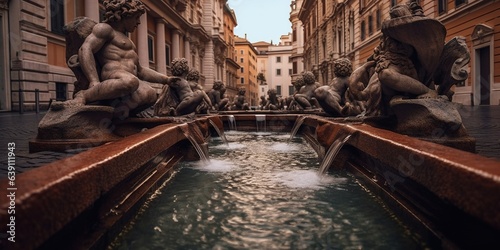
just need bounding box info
[37,103,119,141]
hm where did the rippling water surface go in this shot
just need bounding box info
[115,131,423,249]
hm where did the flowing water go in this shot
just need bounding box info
[113,131,424,249]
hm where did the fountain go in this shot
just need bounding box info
[1,0,499,249]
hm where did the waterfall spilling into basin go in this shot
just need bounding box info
[318,133,352,175]
[255,114,266,132]
[208,119,229,147]
[228,115,237,131]
[179,125,210,164]
[288,115,308,142]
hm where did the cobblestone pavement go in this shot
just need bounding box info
[0,106,498,179]
[0,112,84,179]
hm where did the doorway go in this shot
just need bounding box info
[0,11,11,111]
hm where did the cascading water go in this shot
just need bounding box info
[179,124,210,164]
[208,119,229,147]
[255,114,266,132]
[228,115,237,131]
[288,115,308,142]
[318,133,352,175]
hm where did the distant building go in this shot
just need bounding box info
[296,0,500,105]
[234,35,259,106]
[253,35,294,100]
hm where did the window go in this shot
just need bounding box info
[240,67,244,73]
[276,85,282,96]
[241,78,245,84]
[288,56,292,63]
[292,28,297,42]
[240,58,244,63]
[361,20,366,41]
[276,56,281,63]
[147,35,154,62]
[50,0,65,35]
[376,9,381,30]
[166,45,171,65]
[368,15,373,35]
[438,0,447,14]
[240,50,244,54]
[276,69,281,76]
[321,0,326,16]
[288,69,292,76]
[55,83,67,101]
[289,86,295,95]
[455,0,467,8]
[293,62,298,74]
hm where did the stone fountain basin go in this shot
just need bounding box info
[1,114,499,249]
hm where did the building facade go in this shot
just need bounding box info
[289,0,305,86]
[0,0,231,112]
[234,34,258,106]
[296,0,500,106]
[223,3,239,99]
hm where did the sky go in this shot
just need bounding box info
[227,0,292,44]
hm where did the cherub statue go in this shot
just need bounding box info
[314,58,356,116]
[265,88,284,110]
[186,68,212,114]
[207,81,229,111]
[259,95,268,110]
[231,88,250,110]
[285,76,305,110]
[293,71,321,110]
[154,58,211,116]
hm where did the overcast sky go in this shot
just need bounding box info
[227,0,292,43]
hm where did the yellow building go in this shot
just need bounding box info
[234,35,258,106]
[297,0,500,105]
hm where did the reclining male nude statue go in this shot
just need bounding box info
[61,0,178,118]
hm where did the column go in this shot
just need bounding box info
[184,37,190,66]
[137,12,149,67]
[172,30,180,60]
[84,0,100,22]
[156,20,167,74]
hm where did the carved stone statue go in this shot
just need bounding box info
[259,95,268,110]
[293,71,321,110]
[154,58,212,116]
[231,88,250,111]
[286,76,305,110]
[207,81,229,111]
[61,0,175,118]
[35,0,179,145]
[346,0,472,145]
[265,88,284,110]
[314,58,356,116]
[187,69,212,114]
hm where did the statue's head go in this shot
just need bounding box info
[171,58,190,77]
[268,88,277,97]
[186,68,200,82]
[102,0,145,23]
[293,76,305,91]
[213,81,224,90]
[333,58,353,77]
[302,71,316,85]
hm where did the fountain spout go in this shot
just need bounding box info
[318,133,352,175]
[255,115,266,132]
[208,119,229,147]
[288,115,308,142]
[179,124,210,164]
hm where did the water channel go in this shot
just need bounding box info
[112,131,427,249]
